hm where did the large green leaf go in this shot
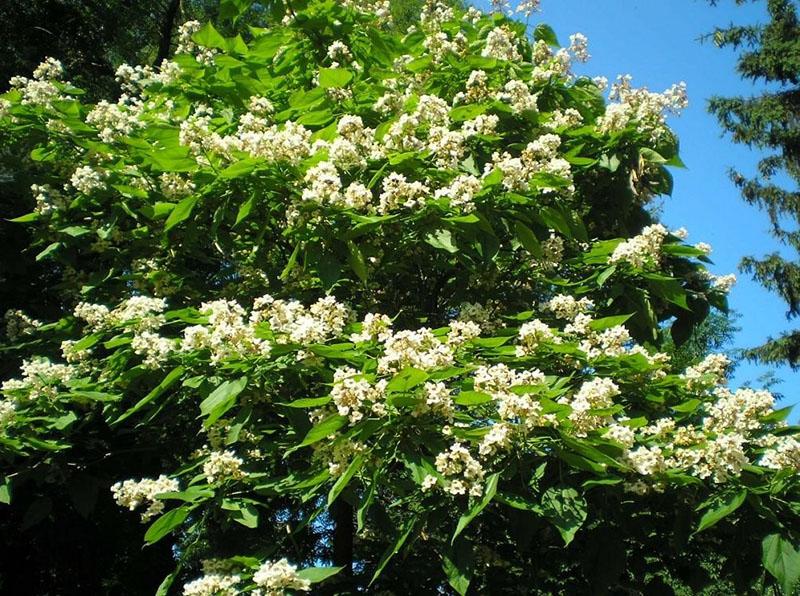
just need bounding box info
[113,366,185,425]
[695,489,746,533]
[452,472,500,542]
[327,455,364,505]
[540,485,587,546]
[763,534,800,595]
[199,376,248,427]
[144,506,190,544]
[318,68,353,88]
[296,566,344,583]
[164,195,199,231]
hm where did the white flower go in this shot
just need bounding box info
[253,559,311,595]
[203,450,245,484]
[111,475,179,522]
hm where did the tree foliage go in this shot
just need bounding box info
[707,0,800,368]
[0,0,798,594]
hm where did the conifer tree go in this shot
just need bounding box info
[708,0,800,366]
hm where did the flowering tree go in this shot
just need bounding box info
[0,0,798,594]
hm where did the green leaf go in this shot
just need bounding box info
[282,397,332,408]
[220,0,253,21]
[370,517,418,584]
[164,195,199,231]
[36,242,61,261]
[540,485,587,546]
[145,506,189,544]
[0,477,12,504]
[588,314,632,331]
[318,68,353,88]
[221,159,259,179]
[452,472,500,542]
[294,415,348,450]
[514,221,542,257]
[695,489,746,533]
[534,23,560,46]
[646,276,690,310]
[8,212,39,223]
[235,195,255,226]
[295,566,344,583]
[386,367,429,393]
[113,366,185,425]
[200,377,248,427]
[449,104,487,122]
[425,229,458,253]
[453,391,492,406]
[443,538,474,596]
[328,455,364,505]
[192,22,226,50]
[763,534,800,595]
[155,567,181,596]
[346,240,368,282]
[223,500,259,528]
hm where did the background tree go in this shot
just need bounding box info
[707,0,800,367]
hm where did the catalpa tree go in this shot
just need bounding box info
[0,0,798,594]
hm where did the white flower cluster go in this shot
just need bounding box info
[252,295,349,345]
[115,60,181,93]
[609,223,668,269]
[203,450,245,484]
[252,559,311,595]
[183,574,240,596]
[681,353,730,389]
[183,299,271,363]
[179,103,313,166]
[418,381,455,419]
[331,367,388,424]
[321,438,367,476]
[568,33,590,63]
[70,165,107,195]
[175,20,217,65]
[760,436,800,471]
[486,133,572,193]
[86,99,143,143]
[446,320,482,346]
[562,377,620,436]
[110,475,179,522]
[74,295,166,332]
[497,79,538,113]
[435,442,486,496]
[545,294,594,320]
[482,27,521,62]
[131,331,175,369]
[4,309,41,341]
[31,183,67,216]
[0,400,16,431]
[704,387,774,433]
[350,313,393,343]
[479,422,514,456]
[377,328,454,373]
[597,75,688,138]
[159,172,196,199]
[516,319,558,356]
[473,364,552,428]
[1,358,76,401]
[377,172,431,213]
[9,58,65,108]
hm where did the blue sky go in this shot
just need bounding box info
[474,0,798,412]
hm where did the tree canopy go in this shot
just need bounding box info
[0,0,798,594]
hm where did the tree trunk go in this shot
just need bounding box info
[332,499,354,581]
[155,0,181,65]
